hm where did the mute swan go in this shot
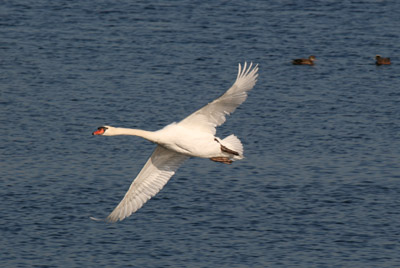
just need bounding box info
[92,62,259,222]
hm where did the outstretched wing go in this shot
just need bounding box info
[178,62,258,135]
[106,146,188,222]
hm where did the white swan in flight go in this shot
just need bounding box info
[92,62,259,222]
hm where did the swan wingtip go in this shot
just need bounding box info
[90,216,106,222]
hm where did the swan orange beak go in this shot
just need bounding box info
[92,128,105,135]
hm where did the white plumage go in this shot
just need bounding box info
[92,62,258,222]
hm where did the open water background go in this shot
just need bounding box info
[1,0,400,267]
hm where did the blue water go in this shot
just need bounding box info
[1,0,400,267]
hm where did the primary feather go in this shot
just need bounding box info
[92,62,259,222]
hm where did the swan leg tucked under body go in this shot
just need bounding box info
[92,62,259,222]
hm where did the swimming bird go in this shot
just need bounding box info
[92,62,259,222]
[375,55,391,65]
[292,55,316,65]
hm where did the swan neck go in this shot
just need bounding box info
[111,127,158,142]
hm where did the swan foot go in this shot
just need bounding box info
[214,138,239,156]
[210,157,233,164]
[220,144,239,156]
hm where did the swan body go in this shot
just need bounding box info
[92,62,258,222]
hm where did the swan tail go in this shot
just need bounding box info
[221,134,244,160]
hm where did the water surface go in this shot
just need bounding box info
[1,1,400,267]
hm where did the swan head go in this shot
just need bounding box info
[92,126,112,136]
